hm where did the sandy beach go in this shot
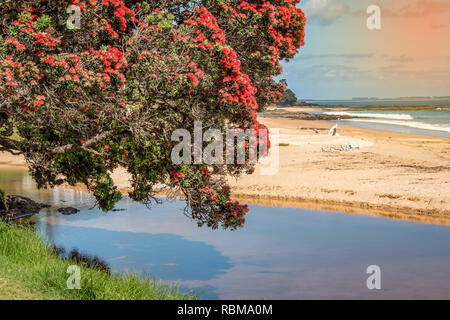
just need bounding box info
[230,114,450,225]
[1,109,449,225]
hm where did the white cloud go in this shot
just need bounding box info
[302,0,348,24]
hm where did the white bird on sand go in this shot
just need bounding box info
[328,118,341,136]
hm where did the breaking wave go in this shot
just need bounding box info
[347,118,450,133]
[324,111,415,120]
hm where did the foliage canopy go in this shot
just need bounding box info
[0,0,305,229]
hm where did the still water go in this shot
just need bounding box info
[2,170,450,299]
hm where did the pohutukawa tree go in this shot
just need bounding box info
[0,0,305,229]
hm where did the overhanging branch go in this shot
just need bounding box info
[0,130,114,156]
[48,130,114,155]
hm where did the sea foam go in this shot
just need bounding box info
[347,118,450,133]
[324,111,414,120]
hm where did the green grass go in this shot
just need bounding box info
[0,220,198,300]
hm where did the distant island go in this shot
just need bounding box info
[307,96,450,102]
[276,82,450,109]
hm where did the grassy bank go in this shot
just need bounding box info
[0,220,197,300]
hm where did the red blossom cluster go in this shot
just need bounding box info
[169,170,185,183]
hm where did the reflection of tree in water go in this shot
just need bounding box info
[0,170,28,196]
[52,246,111,274]
[44,225,232,282]
[2,172,232,285]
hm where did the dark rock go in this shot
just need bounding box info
[57,207,80,215]
[260,109,353,121]
[0,195,50,221]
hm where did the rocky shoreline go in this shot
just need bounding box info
[0,195,50,221]
[259,108,353,121]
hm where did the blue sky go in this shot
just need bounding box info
[281,0,450,100]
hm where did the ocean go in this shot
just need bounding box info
[308,99,450,138]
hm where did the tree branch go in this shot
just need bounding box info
[0,130,114,156]
[48,130,114,155]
